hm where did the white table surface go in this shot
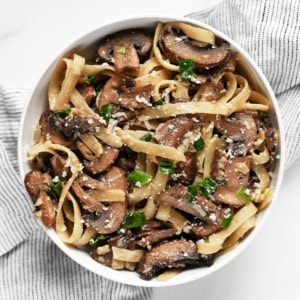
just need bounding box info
[1,0,299,299]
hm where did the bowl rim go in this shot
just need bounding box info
[17,13,285,287]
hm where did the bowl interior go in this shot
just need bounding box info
[18,14,285,287]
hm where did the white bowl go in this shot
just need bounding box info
[18,14,285,287]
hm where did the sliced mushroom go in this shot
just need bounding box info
[98,29,152,73]
[63,115,102,139]
[155,115,193,147]
[50,154,71,178]
[24,170,56,227]
[77,84,96,105]
[214,155,252,207]
[24,170,52,200]
[39,110,70,146]
[136,239,214,280]
[160,30,231,69]
[215,112,257,156]
[171,151,197,185]
[135,228,177,248]
[155,183,223,223]
[97,75,152,111]
[83,145,119,174]
[37,190,56,227]
[76,139,97,161]
[73,167,128,234]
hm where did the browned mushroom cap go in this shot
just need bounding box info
[50,154,71,178]
[215,112,257,156]
[97,75,152,111]
[37,190,56,227]
[73,167,128,234]
[155,183,223,223]
[214,156,252,207]
[135,228,177,248]
[171,151,197,185]
[83,145,119,175]
[39,110,70,146]
[136,239,214,280]
[63,115,102,139]
[24,170,56,227]
[160,30,231,69]
[98,29,152,73]
[77,84,96,105]
[24,170,52,200]
[155,115,193,147]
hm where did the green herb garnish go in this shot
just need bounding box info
[140,133,152,142]
[236,187,251,203]
[152,98,164,106]
[89,234,110,246]
[187,185,198,203]
[115,46,126,54]
[124,212,146,229]
[221,211,233,228]
[179,59,195,81]
[159,160,176,175]
[197,177,217,197]
[50,179,63,195]
[95,81,104,94]
[85,74,97,84]
[127,170,152,187]
[55,108,71,118]
[100,103,113,122]
[193,137,205,151]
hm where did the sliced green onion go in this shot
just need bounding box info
[89,234,110,246]
[179,59,195,81]
[221,211,233,228]
[152,98,164,106]
[85,74,96,84]
[193,137,205,151]
[140,133,152,142]
[187,185,198,203]
[100,103,113,122]
[123,212,146,229]
[55,108,71,118]
[159,160,176,175]
[197,177,217,197]
[236,187,251,203]
[115,46,126,54]
[50,179,63,195]
[127,170,152,187]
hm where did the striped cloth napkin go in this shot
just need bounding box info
[0,0,299,298]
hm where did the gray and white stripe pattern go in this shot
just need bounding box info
[1,0,300,298]
[0,87,153,299]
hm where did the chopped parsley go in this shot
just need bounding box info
[100,103,113,122]
[50,179,63,195]
[159,160,176,175]
[85,74,97,84]
[152,98,164,106]
[89,234,110,246]
[127,170,152,187]
[139,133,152,142]
[193,137,205,151]
[124,212,146,229]
[179,59,195,81]
[187,185,198,203]
[197,177,217,198]
[55,108,71,118]
[236,187,251,203]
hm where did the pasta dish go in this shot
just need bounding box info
[24,21,278,280]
